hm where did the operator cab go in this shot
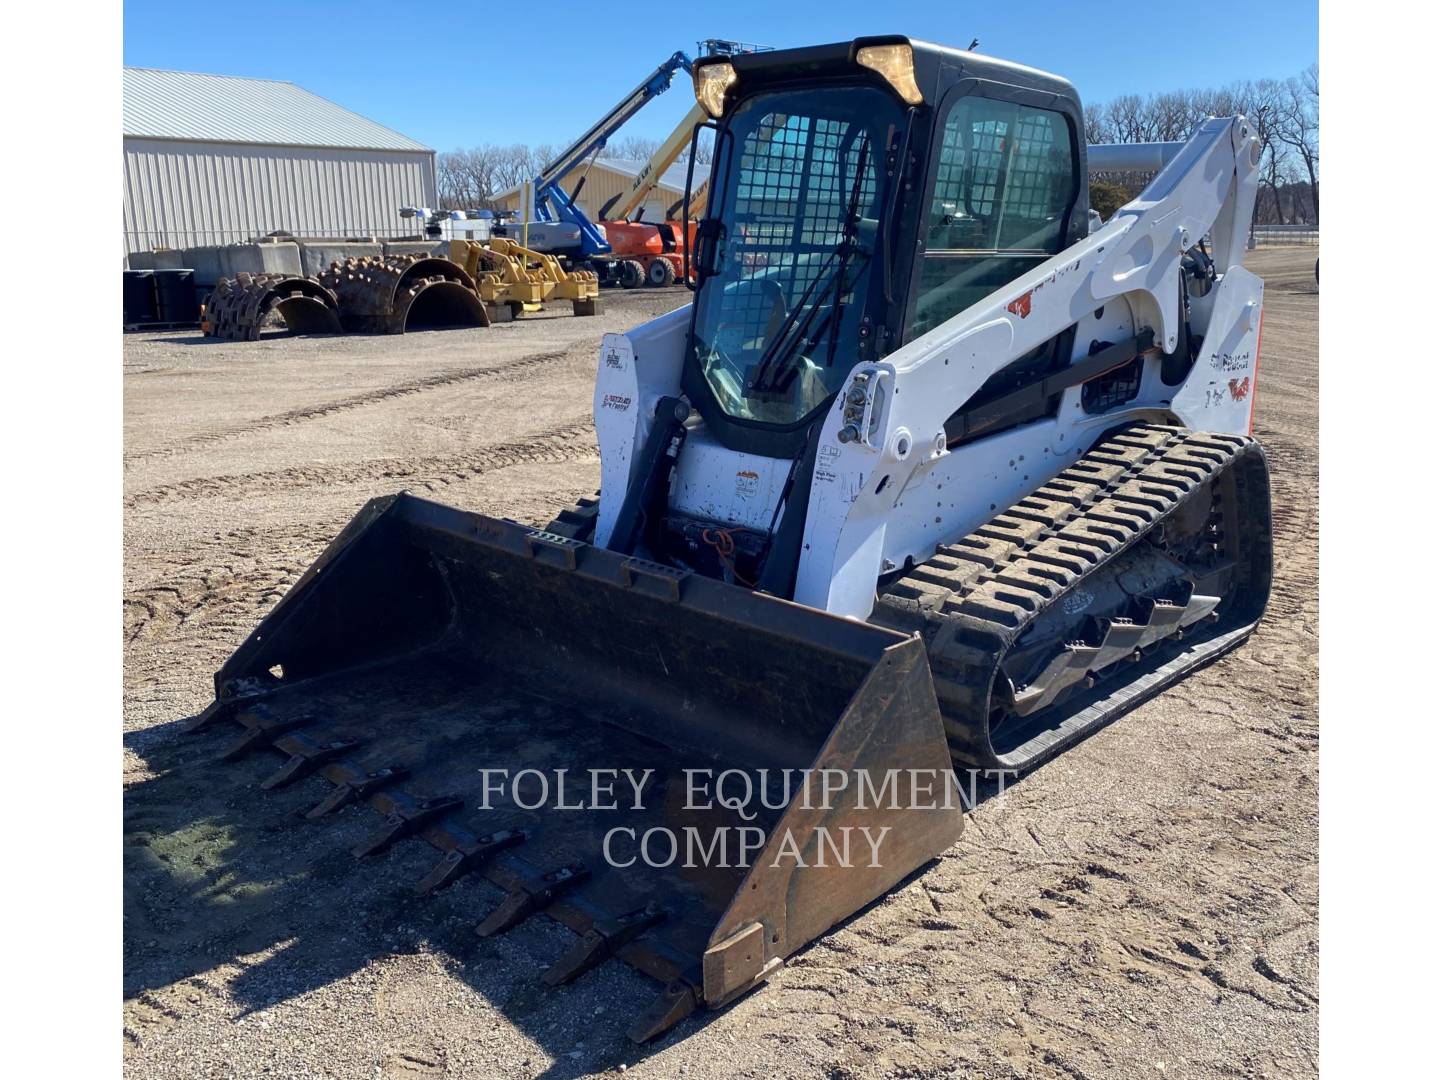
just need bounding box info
[682,37,1089,458]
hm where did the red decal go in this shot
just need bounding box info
[1249,308,1264,435]
[1228,376,1251,401]
[1006,290,1033,319]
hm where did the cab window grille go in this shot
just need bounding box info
[716,112,878,359]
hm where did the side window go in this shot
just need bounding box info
[909,96,1076,338]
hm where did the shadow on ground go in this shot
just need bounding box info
[125,713,719,1079]
[122,698,1013,1077]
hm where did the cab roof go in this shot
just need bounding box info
[716,35,1081,111]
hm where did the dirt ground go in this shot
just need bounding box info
[124,248,1318,1079]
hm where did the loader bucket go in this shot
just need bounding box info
[191,493,964,1041]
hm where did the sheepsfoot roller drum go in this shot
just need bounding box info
[187,493,965,1042]
[318,253,491,334]
[873,425,1274,772]
[203,273,342,341]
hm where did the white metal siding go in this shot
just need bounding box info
[123,138,437,255]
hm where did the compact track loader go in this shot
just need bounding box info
[190,37,1271,1041]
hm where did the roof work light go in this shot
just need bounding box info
[856,43,924,105]
[694,61,738,119]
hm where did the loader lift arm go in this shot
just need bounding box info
[795,113,1268,616]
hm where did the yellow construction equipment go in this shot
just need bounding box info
[602,103,710,224]
[449,237,601,320]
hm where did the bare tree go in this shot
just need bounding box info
[690,128,714,165]
[1149,90,1197,141]
[1084,69,1317,232]
[441,68,1322,223]
[1105,94,1154,142]
[1241,79,1290,225]
[434,143,559,211]
[437,148,488,209]
[599,128,714,167]
[601,135,664,162]
[1276,65,1319,222]
[1084,101,1113,144]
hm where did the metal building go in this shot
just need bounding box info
[123,68,437,258]
[495,159,691,224]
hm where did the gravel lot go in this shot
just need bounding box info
[124,248,1318,1078]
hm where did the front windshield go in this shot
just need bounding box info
[690,86,901,428]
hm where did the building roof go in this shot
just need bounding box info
[498,157,692,204]
[596,157,692,194]
[123,68,432,153]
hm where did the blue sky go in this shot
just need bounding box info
[123,0,1317,153]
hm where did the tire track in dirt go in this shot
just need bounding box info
[1259,432,1317,550]
[125,562,298,648]
[1251,427,1318,624]
[125,522,344,647]
[124,974,237,1049]
[124,418,597,508]
[123,347,578,467]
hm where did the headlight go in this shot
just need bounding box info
[856,43,923,105]
[694,61,738,119]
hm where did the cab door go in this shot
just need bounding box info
[904,86,1082,341]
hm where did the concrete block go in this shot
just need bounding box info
[218,242,303,281]
[179,246,225,288]
[383,240,447,259]
[298,241,384,277]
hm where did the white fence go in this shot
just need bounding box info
[1251,224,1319,246]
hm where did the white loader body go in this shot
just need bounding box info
[593,116,1265,618]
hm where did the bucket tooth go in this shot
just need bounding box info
[304,765,407,819]
[219,706,309,761]
[626,973,701,1044]
[476,863,589,938]
[182,698,245,733]
[414,828,526,896]
[352,794,464,858]
[542,904,668,987]
[260,737,361,790]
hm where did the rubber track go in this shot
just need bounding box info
[543,493,600,540]
[873,424,1269,771]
